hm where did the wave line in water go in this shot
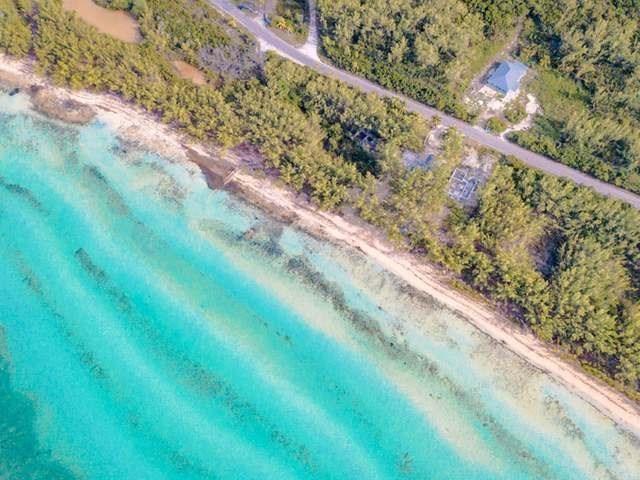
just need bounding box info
[0,92,638,479]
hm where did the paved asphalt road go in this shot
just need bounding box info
[210,0,640,209]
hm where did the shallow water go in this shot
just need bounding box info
[0,91,639,479]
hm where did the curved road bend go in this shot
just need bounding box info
[211,0,640,209]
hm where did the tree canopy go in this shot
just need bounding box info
[513,0,640,193]
[317,0,525,119]
[317,0,640,192]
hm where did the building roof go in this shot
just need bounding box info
[487,61,527,94]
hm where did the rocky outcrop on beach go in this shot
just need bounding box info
[30,87,97,124]
[1,66,96,125]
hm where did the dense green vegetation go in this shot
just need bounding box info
[486,116,507,134]
[317,0,640,193]
[511,0,640,193]
[1,0,639,398]
[268,0,308,42]
[0,0,32,56]
[503,97,526,123]
[451,162,640,391]
[357,128,464,252]
[316,0,526,119]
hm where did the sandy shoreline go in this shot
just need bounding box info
[2,54,639,438]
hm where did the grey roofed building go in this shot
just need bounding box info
[486,61,527,94]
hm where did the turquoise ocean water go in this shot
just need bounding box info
[0,91,639,479]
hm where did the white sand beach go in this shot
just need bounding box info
[2,54,639,438]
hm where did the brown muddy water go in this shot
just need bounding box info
[62,0,142,43]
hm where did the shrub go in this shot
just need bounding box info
[504,101,527,124]
[486,117,507,134]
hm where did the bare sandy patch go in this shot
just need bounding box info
[62,0,141,43]
[502,94,540,137]
[172,60,207,86]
